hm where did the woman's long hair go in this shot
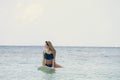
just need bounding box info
[45,41,56,53]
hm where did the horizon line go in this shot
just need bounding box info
[0,45,120,48]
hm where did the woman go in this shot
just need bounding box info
[41,41,62,68]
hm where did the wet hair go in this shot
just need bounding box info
[45,41,56,53]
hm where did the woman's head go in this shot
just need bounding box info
[45,41,56,53]
[45,41,49,48]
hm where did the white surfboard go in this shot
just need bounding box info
[38,66,55,73]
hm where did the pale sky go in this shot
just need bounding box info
[0,0,120,46]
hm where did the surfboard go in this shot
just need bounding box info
[38,66,55,73]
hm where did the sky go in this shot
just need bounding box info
[0,0,120,46]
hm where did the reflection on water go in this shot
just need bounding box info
[38,66,56,74]
[39,68,65,80]
[42,73,54,80]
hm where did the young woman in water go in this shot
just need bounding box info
[41,41,62,68]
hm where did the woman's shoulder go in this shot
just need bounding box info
[43,50,56,54]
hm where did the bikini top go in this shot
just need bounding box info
[44,53,54,60]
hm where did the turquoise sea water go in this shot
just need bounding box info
[0,46,120,80]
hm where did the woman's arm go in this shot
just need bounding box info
[42,51,45,66]
[52,52,56,68]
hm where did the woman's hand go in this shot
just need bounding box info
[41,64,45,67]
[51,67,55,69]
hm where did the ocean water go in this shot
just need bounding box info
[0,46,120,80]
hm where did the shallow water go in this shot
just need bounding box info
[0,46,120,80]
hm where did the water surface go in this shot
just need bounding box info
[0,46,120,80]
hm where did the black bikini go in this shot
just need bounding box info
[44,53,54,67]
[44,53,54,60]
